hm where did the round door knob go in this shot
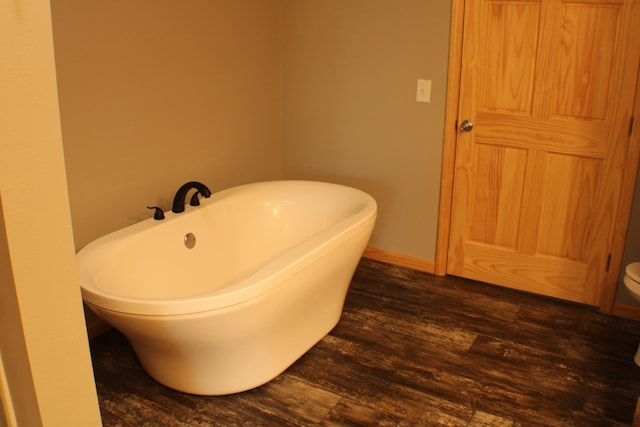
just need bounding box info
[459,119,474,132]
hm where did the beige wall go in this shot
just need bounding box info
[52,0,283,250]
[0,0,101,424]
[282,1,451,260]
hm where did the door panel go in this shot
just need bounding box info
[480,1,540,113]
[448,0,640,305]
[468,144,526,248]
[537,153,599,261]
[554,4,618,120]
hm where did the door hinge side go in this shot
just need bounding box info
[630,116,635,136]
[606,253,612,272]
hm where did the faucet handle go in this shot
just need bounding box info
[189,191,201,206]
[147,206,165,220]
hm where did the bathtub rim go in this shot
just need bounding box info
[77,180,377,316]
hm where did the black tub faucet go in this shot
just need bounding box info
[172,181,212,213]
[147,206,165,220]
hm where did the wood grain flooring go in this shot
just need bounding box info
[89,259,640,426]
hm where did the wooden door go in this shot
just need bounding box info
[447,0,640,305]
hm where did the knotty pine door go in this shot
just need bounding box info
[447,0,640,305]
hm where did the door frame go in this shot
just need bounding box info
[434,0,640,312]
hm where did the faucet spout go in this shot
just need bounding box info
[172,181,212,213]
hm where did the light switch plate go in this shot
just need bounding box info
[416,79,432,103]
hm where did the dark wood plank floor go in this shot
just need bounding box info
[90,259,640,426]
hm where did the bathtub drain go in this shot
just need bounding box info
[184,233,196,249]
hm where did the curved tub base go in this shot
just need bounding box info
[89,235,364,395]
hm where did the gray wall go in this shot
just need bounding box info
[52,0,283,250]
[618,169,640,306]
[282,1,451,260]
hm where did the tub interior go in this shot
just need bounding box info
[78,182,373,301]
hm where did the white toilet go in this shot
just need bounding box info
[623,262,640,365]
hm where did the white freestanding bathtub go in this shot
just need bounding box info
[77,180,376,395]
